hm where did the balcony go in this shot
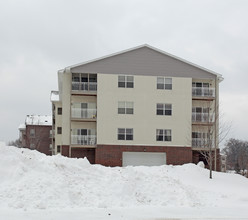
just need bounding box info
[71,135,96,146]
[192,112,215,123]
[192,138,214,148]
[192,87,215,99]
[71,108,97,120]
[71,82,97,94]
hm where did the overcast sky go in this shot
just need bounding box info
[0,0,247,144]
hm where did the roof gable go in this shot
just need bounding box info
[69,45,221,79]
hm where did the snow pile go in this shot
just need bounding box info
[0,146,248,211]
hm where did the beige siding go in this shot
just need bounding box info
[54,101,62,153]
[97,73,192,146]
[71,122,96,130]
[71,96,97,103]
[61,70,71,145]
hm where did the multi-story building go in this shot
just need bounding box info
[51,44,223,169]
[19,115,52,155]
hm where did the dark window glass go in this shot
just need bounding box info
[126,82,134,88]
[57,127,62,134]
[157,135,163,141]
[157,110,163,115]
[126,108,133,114]
[126,135,133,140]
[157,84,164,89]
[58,108,62,115]
[118,82,125,88]
[118,108,125,114]
[164,84,172,90]
[118,134,125,140]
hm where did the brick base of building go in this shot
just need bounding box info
[95,145,192,167]
[192,149,221,171]
[61,145,69,157]
[60,145,221,171]
[71,147,95,164]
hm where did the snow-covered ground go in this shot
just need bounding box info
[0,143,248,220]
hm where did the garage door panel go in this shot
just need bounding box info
[122,152,166,166]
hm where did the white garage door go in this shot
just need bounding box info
[122,152,166,166]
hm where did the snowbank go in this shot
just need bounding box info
[0,146,248,214]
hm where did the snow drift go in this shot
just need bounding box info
[0,145,248,211]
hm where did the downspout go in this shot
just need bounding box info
[214,76,218,171]
[65,67,72,158]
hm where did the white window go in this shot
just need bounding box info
[118,75,134,88]
[157,103,172,115]
[118,128,133,140]
[157,77,172,90]
[118,101,134,114]
[156,129,171,141]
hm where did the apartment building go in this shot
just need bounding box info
[51,44,223,169]
[19,115,52,155]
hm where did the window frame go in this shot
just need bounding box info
[118,128,133,141]
[118,101,134,114]
[118,75,134,88]
[156,103,172,116]
[157,77,172,90]
[156,129,172,142]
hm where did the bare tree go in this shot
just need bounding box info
[222,138,248,175]
[192,100,231,179]
[8,139,22,148]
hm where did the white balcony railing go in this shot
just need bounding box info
[71,108,97,119]
[71,135,96,145]
[72,82,97,91]
[192,112,215,123]
[192,87,215,98]
[192,138,214,148]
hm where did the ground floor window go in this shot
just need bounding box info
[118,128,133,140]
[156,129,172,141]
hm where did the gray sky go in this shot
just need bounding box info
[0,0,247,144]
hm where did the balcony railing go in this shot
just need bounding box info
[192,138,215,148]
[71,108,97,119]
[192,87,215,98]
[71,135,96,145]
[192,112,215,123]
[72,82,97,91]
